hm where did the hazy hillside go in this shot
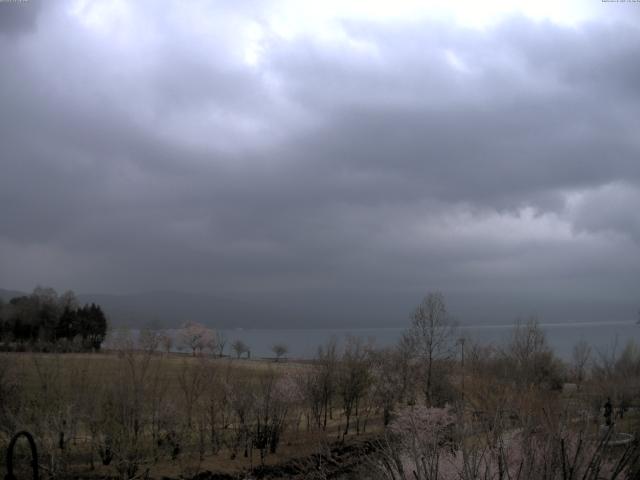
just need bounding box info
[0,289,25,302]
[3,288,636,330]
[77,291,299,329]
[0,288,299,329]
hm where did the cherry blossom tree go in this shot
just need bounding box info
[179,322,216,356]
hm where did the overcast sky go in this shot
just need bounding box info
[1,1,640,325]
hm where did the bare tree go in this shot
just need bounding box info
[177,358,210,429]
[370,347,402,426]
[202,362,229,455]
[251,370,298,463]
[59,290,79,311]
[0,355,19,440]
[203,332,218,357]
[509,317,548,361]
[271,343,288,361]
[591,339,640,415]
[338,336,371,436]
[506,317,562,388]
[138,327,160,354]
[215,331,227,357]
[297,338,338,432]
[94,340,159,479]
[408,292,456,406]
[159,331,173,355]
[298,366,324,431]
[227,371,255,460]
[231,339,249,359]
[396,332,418,405]
[572,339,591,384]
[317,337,338,430]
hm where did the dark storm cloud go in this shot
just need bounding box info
[0,0,42,36]
[1,1,640,325]
[268,19,640,205]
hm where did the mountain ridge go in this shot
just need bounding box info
[0,288,299,329]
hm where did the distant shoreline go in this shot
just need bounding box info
[146,319,637,333]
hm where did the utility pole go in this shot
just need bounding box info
[458,337,465,406]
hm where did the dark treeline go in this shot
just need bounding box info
[0,286,107,351]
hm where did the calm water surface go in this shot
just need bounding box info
[207,321,640,360]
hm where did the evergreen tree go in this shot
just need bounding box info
[2,288,109,351]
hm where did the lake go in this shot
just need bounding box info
[208,321,640,360]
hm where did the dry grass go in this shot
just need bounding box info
[1,351,378,479]
[8,350,311,395]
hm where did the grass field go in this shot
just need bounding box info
[4,331,640,480]
[1,350,383,479]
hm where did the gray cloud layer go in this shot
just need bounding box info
[1,1,639,325]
